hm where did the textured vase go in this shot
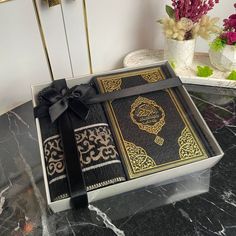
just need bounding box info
[164,38,196,68]
[209,45,236,72]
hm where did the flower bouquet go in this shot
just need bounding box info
[209,4,236,71]
[159,0,220,68]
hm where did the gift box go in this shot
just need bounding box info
[32,62,223,212]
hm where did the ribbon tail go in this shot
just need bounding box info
[58,112,88,208]
[49,99,68,123]
[69,98,90,121]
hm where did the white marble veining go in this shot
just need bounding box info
[6,111,50,236]
[0,186,9,216]
[89,204,125,236]
[0,85,235,235]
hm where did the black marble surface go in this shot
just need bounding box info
[0,84,236,236]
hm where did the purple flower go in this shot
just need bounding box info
[229,14,236,19]
[218,4,236,45]
[171,0,220,23]
[221,32,236,45]
[223,14,236,31]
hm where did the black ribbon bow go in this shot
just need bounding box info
[40,80,94,123]
[34,76,182,208]
[36,79,96,208]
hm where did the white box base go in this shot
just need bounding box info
[32,62,224,212]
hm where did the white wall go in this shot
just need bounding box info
[0,0,51,114]
[36,0,74,79]
[0,0,233,114]
[83,0,234,73]
[86,0,163,72]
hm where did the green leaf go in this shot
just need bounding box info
[226,70,236,80]
[170,61,176,69]
[210,37,226,52]
[196,66,213,77]
[166,5,174,18]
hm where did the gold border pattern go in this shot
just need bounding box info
[124,140,157,173]
[141,69,165,83]
[178,127,204,160]
[102,78,122,92]
[96,67,208,178]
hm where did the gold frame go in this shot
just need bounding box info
[32,0,93,77]
[0,0,12,4]
[32,0,54,79]
[82,0,93,73]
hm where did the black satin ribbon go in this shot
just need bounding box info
[58,112,88,208]
[88,77,181,104]
[34,77,182,120]
[34,77,182,208]
[36,80,92,123]
[35,79,90,208]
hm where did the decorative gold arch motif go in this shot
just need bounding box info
[130,96,165,145]
[178,127,203,160]
[102,78,122,92]
[124,140,157,173]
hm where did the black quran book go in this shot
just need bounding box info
[94,65,212,179]
[37,83,126,202]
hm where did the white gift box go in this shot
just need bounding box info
[31,62,224,213]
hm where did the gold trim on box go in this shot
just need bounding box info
[96,67,208,179]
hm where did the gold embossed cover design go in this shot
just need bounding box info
[95,67,208,179]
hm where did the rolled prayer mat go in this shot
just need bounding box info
[36,81,126,202]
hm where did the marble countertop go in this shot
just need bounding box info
[0,84,236,236]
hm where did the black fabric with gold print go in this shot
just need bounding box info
[94,66,210,179]
[37,84,126,202]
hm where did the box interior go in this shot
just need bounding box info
[31,61,224,212]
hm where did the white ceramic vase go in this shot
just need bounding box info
[164,38,196,68]
[209,45,236,72]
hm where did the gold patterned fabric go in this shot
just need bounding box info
[43,124,126,199]
[37,85,126,202]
